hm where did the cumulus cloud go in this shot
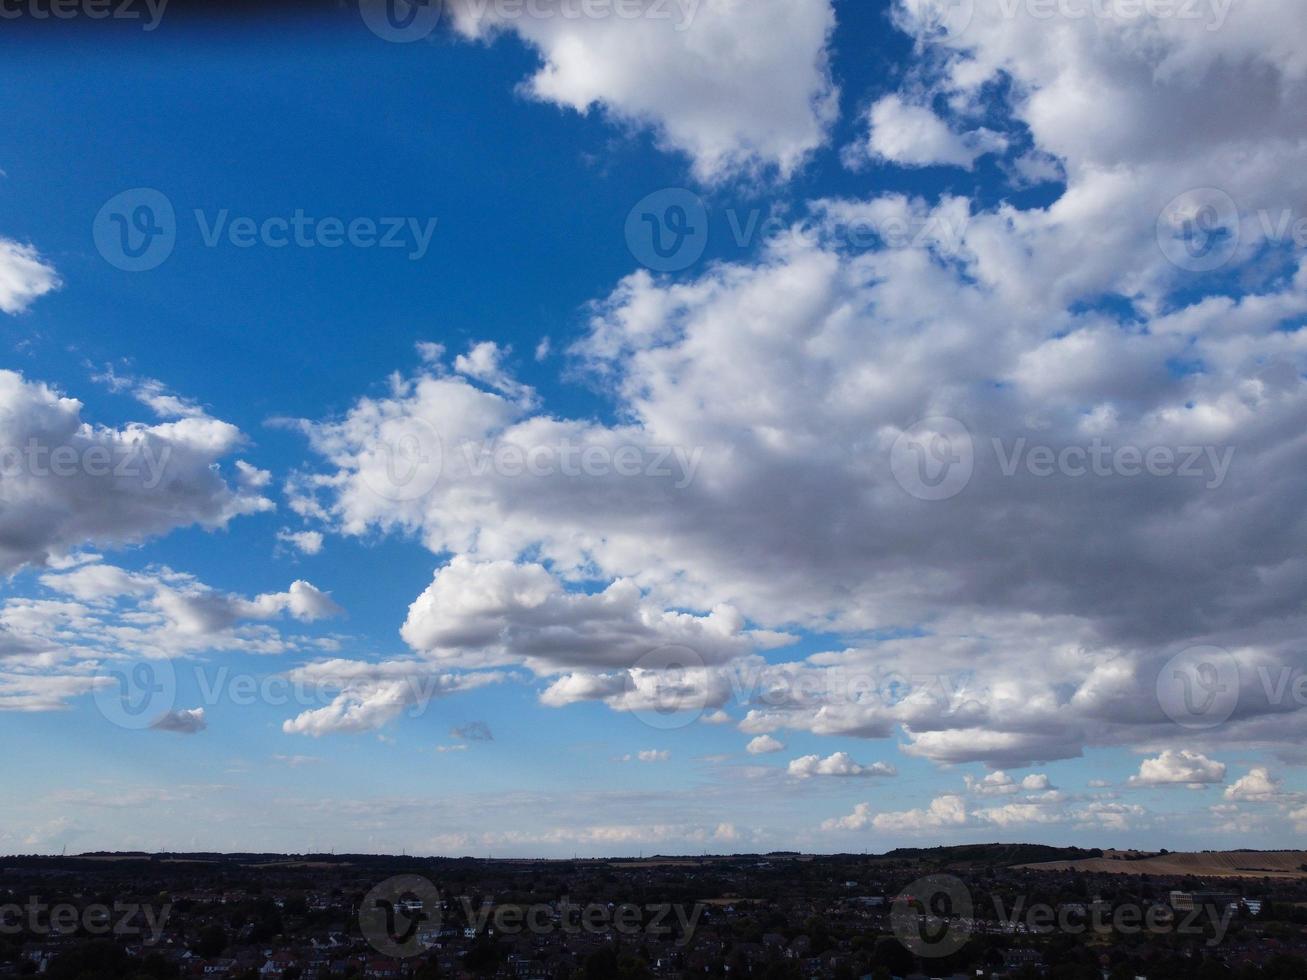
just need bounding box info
[1127,749,1227,787]
[0,371,272,575]
[0,238,59,314]
[288,0,1307,775]
[861,95,1007,169]
[446,0,839,181]
[746,734,785,755]
[964,770,1053,796]
[787,752,896,779]
[1224,767,1282,802]
[402,556,752,672]
[281,661,505,736]
[823,771,1123,837]
[1073,801,1147,832]
[0,560,345,714]
[277,529,325,555]
[852,794,969,834]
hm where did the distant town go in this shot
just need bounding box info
[2,844,1306,979]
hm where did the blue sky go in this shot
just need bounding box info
[1,0,1306,856]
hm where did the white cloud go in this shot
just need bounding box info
[826,773,1073,835]
[862,95,1006,169]
[746,734,784,755]
[868,794,969,834]
[402,556,751,672]
[0,238,59,314]
[0,371,272,575]
[1073,801,1146,832]
[1128,749,1226,787]
[1224,767,1281,802]
[0,560,343,713]
[787,752,896,779]
[281,661,505,736]
[447,0,839,181]
[278,529,325,555]
[453,341,537,407]
[290,0,1307,774]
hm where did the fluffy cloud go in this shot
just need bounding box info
[861,94,1006,169]
[453,341,538,407]
[0,371,272,574]
[864,794,969,834]
[1074,801,1147,832]
[964,770,1053,796]
[0,238,59,314]
[447,0,839,181]
[281,660,506,737]
[1224,767,1281,802]
[823,771,1131,836]
[402,556,752,672]
[290,0,1307,773]
[746,734,784,755]
[0,560,343,714]
[277,529,325,555]
[787,752,896,779]
[1127,749,1227,787]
